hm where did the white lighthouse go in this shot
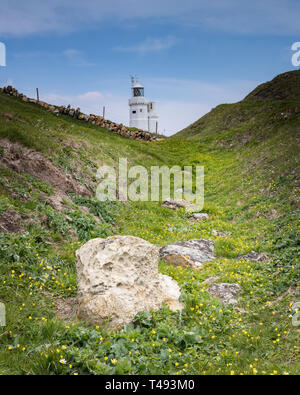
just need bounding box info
[129,77,159,133]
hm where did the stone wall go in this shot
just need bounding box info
[0,86,162,142]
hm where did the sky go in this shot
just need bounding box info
[0,0,299,135]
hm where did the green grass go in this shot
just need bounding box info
[0,87,299,375]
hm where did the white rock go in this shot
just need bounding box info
[75,236,183,329]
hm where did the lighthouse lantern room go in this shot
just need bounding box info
[129,76,159,133]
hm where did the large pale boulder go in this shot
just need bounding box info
[75,236,183,329]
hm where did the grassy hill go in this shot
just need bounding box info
[174,70,300,140]
[0,72,299,375]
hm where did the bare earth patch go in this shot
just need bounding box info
[0,209,24,233]
[0,138,92,197]
[44,292,79,320]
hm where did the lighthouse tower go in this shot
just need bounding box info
[129,77,159,133]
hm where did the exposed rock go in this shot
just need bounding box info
[236,251,270,262]
[162,198,197,212]
[0,209,24,233]
[212,229,231,237]
[208,283,242,305]
[159,239,214,269]
[189,213,209,221]
[75,236,183,329]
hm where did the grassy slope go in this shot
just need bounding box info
[0,83,299,375]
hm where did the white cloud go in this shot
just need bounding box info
[115,36,179,54]
[63,49,96,66]
[0,0,299,36]
[42,77,257,136]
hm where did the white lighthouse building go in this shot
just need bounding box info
[129,77,159,133]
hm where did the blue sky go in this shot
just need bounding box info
[0,0,299,135]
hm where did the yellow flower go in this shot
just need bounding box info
[111,359,117,365]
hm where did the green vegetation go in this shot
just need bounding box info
[0,71,299,375]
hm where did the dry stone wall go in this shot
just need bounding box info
[0,86,161,142]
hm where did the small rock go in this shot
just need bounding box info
[162,198,196,212]
[212,229,231,237]
[236,251,269,262]
[189,213,209,221]
[159,239,214,269]
[208,283,242,305]
[234,307,247,314]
